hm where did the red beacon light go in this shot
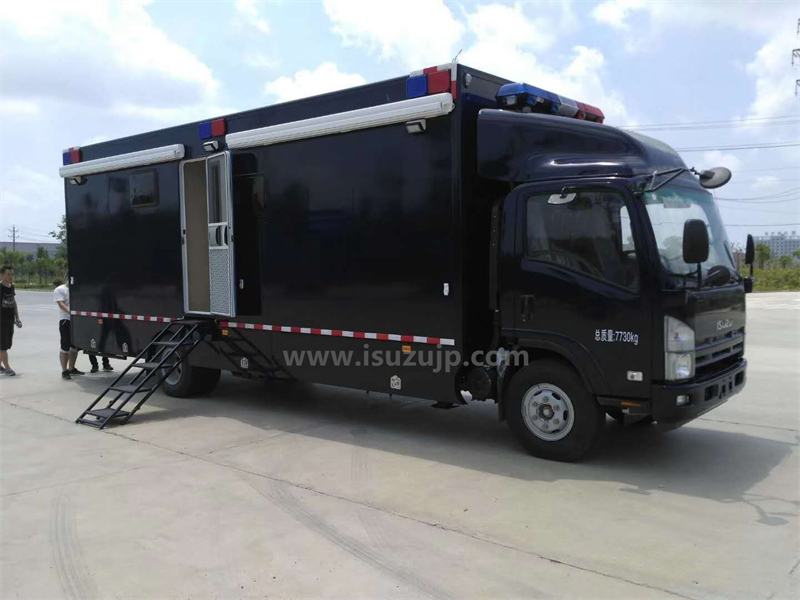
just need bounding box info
[576,101,604,124]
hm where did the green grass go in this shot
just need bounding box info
[752,268,800,292]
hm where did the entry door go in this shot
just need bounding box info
[205,153,235,316]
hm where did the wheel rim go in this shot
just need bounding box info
[164,360,182,386]
[521,383,575,442]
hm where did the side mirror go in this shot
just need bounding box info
[683,219,709,264]
[698,166,732,189]
[745,234,755,266]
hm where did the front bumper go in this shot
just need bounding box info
[651,358,747,429]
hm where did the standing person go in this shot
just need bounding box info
[0,266,22,376]
[87,352,113,373]
[53,280,83,380]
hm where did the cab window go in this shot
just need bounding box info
[525,190,639,291]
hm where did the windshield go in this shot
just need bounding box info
[644,183,736,286]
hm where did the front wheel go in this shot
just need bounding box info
[506,359,603,461]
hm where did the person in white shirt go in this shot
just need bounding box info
[53,280,82,380]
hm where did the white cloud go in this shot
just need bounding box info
[244,53,279,70]
[0,97,39,116]
[466,4,555,53]
[323,0,463,69]
[79,135,110,147]
[0,1,219,114]
[460,6,631,124]
[591,1,798,122]
[591,0,644,30]
[699,150,743,173]
[235,0,270,34]
[745,30,797,121]
[265,62,366,102]
[0,166,65,236]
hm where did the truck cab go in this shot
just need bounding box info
[476,103,749,461]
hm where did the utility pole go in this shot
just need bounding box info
[795,20,800,95]
[8,225,18,252]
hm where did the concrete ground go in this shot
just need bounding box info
[1,291,798,599]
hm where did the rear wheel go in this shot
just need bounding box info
[161,355,220,398]
[506,359,603,461]
[190,367,221,395]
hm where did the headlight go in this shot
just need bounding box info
[666,352,694,380]
[665,317,695,380]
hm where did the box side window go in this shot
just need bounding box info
[130,170,158,207]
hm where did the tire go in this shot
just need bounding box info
[161,359,220,398]
[506,359,604,462]
[190,367,220,395]
[161,357,194,398]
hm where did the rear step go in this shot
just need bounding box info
[75,319,210,429]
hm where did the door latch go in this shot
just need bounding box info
[239,279,244,290]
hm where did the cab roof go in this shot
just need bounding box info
[476,109,687,184]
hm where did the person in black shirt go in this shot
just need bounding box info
[0,266,22,376]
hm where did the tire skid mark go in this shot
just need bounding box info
[51,489,97,600]
[244,475,452,600]
[350,428,385,550]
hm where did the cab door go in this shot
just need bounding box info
[509,181,652,398]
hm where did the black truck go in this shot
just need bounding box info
[60,63,752,460]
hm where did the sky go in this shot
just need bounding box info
[0,0,798,247]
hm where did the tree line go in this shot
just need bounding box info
[0,216,67,287]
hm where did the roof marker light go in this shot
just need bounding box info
[198,121,212,139]
[406,75,428,98]
[62,147,81,165]
[211,118,226,137]
[427,70,450,94]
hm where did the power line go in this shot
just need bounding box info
[719,205,799,214]
[725,178,798,184]
[718,197,799,204]
[715,188,800,203]
[716,187,799,201]
[676,141,800,152]
[624,120,800,133]
[734,166,799,173]
[725,222,800,226]
[621,114,796,129]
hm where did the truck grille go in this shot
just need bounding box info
[695,327,745,379]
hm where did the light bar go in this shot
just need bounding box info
[496,83,561,114]
[59,144,186,178]
[497,81,604,124]
[226,93,454,150]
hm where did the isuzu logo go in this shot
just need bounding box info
[716,319,733,331]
